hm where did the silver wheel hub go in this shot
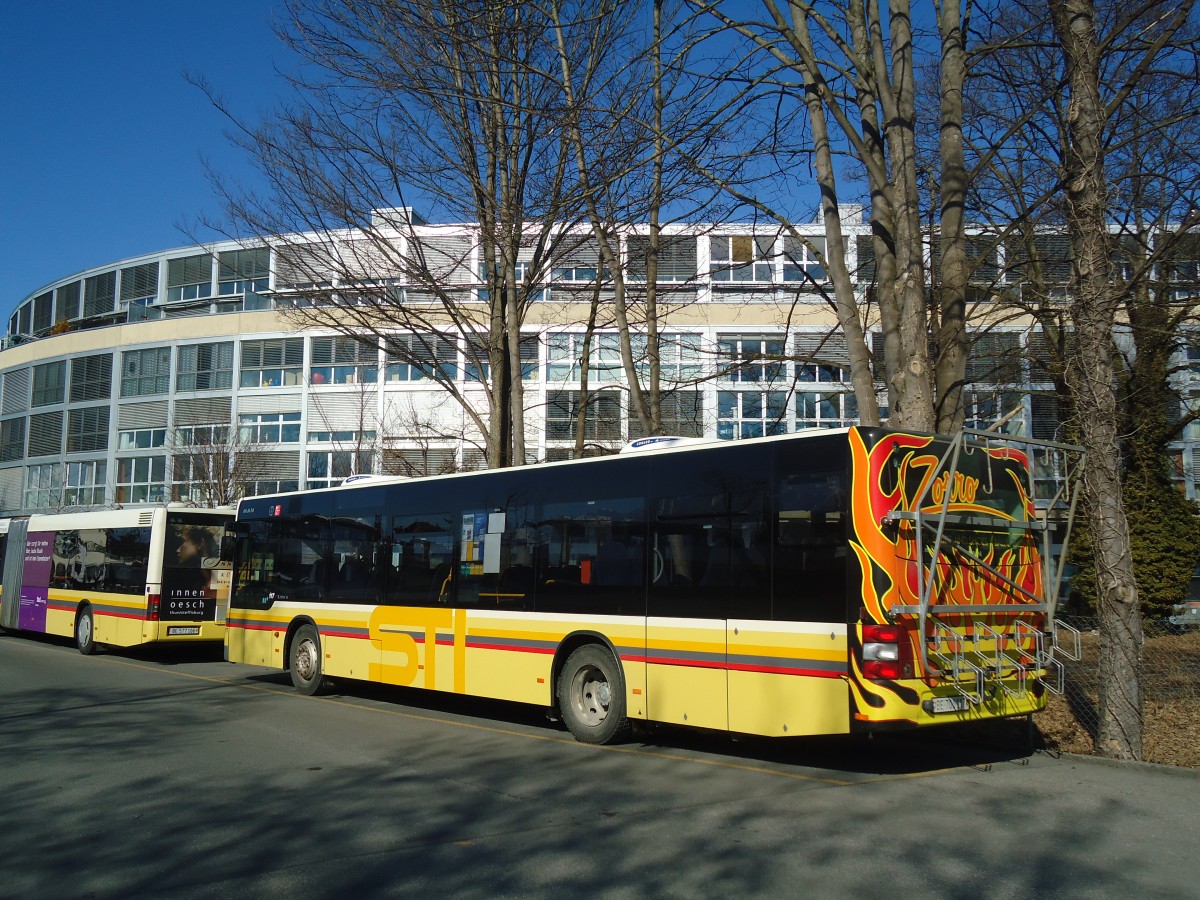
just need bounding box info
[571,664,611,727]
[296,640,316,680]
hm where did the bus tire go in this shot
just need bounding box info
[289,624,326,695]
[75,606,96,656]
[557,644,631,745]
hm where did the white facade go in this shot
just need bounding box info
[0,218,1142,515]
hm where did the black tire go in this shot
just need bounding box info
[289,624,326,695]
[75,606,96,656]
[557,644,631,744]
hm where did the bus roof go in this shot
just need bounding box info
[235,427,861,514]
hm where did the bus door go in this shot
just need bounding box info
[744,439,852,737]
[647,492,728,731]
[0,518,31,631]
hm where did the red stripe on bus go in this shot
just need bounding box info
[726,662,844,678]
[643,655,727,670]
[465,641,555,655]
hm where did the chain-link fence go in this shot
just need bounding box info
[1036,615,1200,768]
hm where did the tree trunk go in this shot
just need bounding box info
[934,0,969,433]
[1051,0,1142,760]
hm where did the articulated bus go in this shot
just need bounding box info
[225,427,1082,744]
[0,506,234,654]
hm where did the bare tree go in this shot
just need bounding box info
[686,0,993,430]
[196,0,613,468]
[170,425,268,507]
[546,0,735,440]
[1047,0,1195,760]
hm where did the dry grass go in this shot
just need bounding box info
[1034,627,1200,768]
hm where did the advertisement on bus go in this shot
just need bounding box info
[162,515,232,621]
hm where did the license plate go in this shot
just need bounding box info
[931,695,970,714]
[167,626,201,636]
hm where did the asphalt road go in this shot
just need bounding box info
[1,630,1198,899]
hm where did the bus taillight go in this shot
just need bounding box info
[861,623,912,680]
[146,594,161,621]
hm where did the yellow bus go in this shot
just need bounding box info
[0,506,234,654]
[224,427,1082,744]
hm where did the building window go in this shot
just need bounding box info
[796,390,858,429]
[119,262,159,309]
[718,335,786,383]
[797,363,848,383]
[552,263,599,282]
[67,407,110,453]
[382,447,458,477]
[219,247,270,295]
[239,412,301,444]
[172,453,233,503]
[967,332,1023,385]
[782,236,827,282]
[0,417,26,462]
[118,428,167,450]
[172,456,207,503]
[246,479,300,496]
[83,272,117,319]
[31,361,65,407]
[121,347,171,397]
[177,342,234,392]
[64,460,107,506]
[307,429,375,443]
[310,336,379,385]
[547,333,625,383]
[384,335,458,382]
[70,354,113,403]
[55,281,81,323]
[627,235,696,282]
[462,334,539,383]
[27,411,64,457]
[25,463,62,509]
[546,390,622,442]
[963,390,1024,431]
[628,391,704,440]
[634,333,703,383]
[240,338,304,388]
[551,237,601,282]
[115,456,166,504]
[32,292,53,333]
[718,390,788,439]
[176,424,230,447]
[711,235,775,282]
[166,254,214,302]
[307,449,374,489]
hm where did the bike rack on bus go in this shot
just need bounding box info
[883,428,1085,704]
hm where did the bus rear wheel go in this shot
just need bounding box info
[557,644,630,745]
[75,606,96,656]
[289,624,326,695]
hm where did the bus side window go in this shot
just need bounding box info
[386,514,456,606]
[774,468,847,623]
[328,516,381,604]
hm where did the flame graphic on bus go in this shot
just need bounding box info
[848,430,1046,691]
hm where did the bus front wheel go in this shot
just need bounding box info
[289,624,326,695]
[557,644,631,745]
[75,606,96,656]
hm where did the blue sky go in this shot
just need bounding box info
[0,1,287,314]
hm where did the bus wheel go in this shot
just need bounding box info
[75,606,96,656]
[289,624,326,695]
[557,644,630,745]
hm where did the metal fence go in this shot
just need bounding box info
[1040,615,1200,768]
